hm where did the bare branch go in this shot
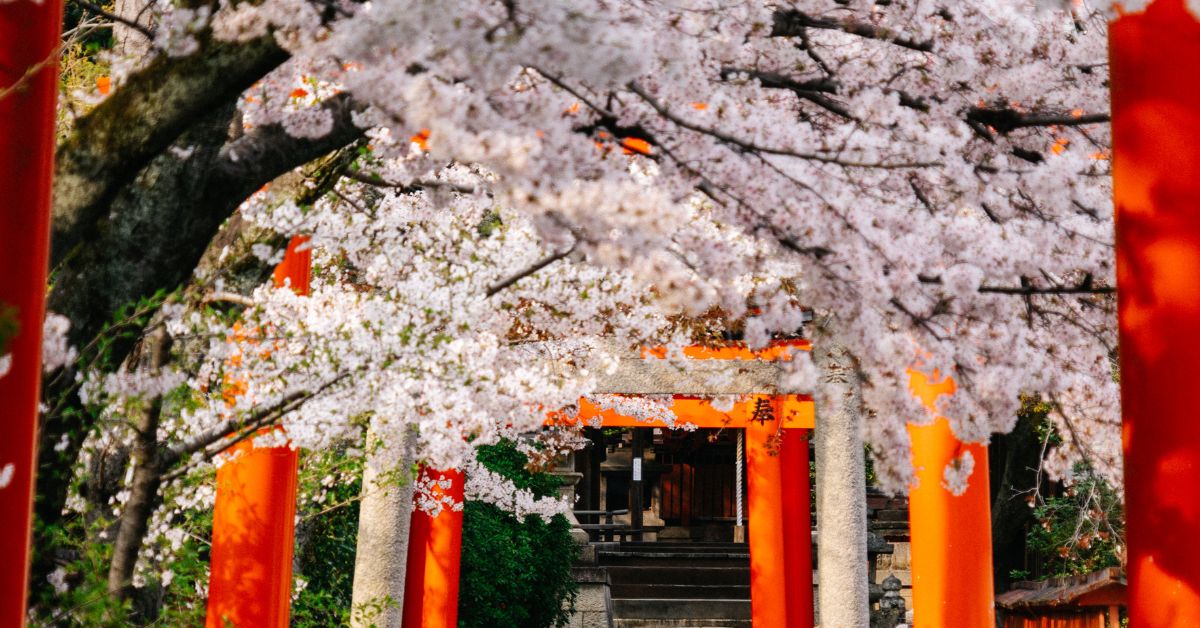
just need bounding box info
[70,0,154,39]
[202,291,257,307]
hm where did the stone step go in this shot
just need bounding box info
[599,551,749,567]
[612,599,751,621]
[624,542,744,547]
[619,542,748,552]
[605,566,750,586]
[611,583,750,600]
[613,620,751,628]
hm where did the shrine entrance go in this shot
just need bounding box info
[566,344,817,627]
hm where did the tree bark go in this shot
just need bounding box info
[112,0,152,58]
[350,419,416,627]
[989,409,1041,589]
[105,325,169,600]
[813,344,870,627]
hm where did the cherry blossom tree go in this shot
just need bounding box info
[30,0,1135,619]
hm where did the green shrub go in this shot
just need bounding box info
[1026,466,1123,578]
[459,442,578,628]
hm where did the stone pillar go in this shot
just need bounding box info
[350,423,415,627]
[813,346,870,627]
[549,451,591,545]
[565,566,614,628]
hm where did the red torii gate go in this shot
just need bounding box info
[2,3,1195,626]
[401,340,817,627]
[1110,1,1200,624]
[0,2,65,624]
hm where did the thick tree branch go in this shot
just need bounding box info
[106,326,170,599]
[52,35,288,267]
[212,93,364,190]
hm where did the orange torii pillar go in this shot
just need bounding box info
[780,426,815,628]
[206,237,310,627]
[402,466,465,628]
[907,370,994,628]
[0,3,65,623]
[746,412,789,626]
[1110,2,1200,624]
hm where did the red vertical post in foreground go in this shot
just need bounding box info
[780,427,815,628]
[906,370,994,628]
[206,237,309,627]
[403,466,465,628]
[746,407,788,627]
[1110,2,1200,624]
[0,3,65,624]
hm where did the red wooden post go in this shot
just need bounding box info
[0,3,65,623]
[907,370,995,628]
[1110,2,1200,624]
[746,407,788,626]
[205,237,309,627]
[781,427,815,628]
[402,466,465,628]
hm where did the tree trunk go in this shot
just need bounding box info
[112,0,151,58]
[989,409,1041,589]
[350,420,417,627]
[813,344,870,627]
[105,326,169,600]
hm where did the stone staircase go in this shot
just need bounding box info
[599,541,751,628]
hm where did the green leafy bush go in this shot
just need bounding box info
[458,442,578,628]
[1026,466,1123,578]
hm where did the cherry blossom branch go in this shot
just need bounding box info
[977,284,1115,296]
[627,82,940,169]
[161,372,351,482]
[966,107,1110,134]
[342,170,479,195]
[918,274,1115,296]
[771,9,935,52]
[486,244,577,297]
[70,0,154,39]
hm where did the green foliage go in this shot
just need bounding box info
[1009,402,1123,582]
[459,441,578,628]
[29,515,130,626]
[291,450,365,626]
[1025,466,1123,579]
